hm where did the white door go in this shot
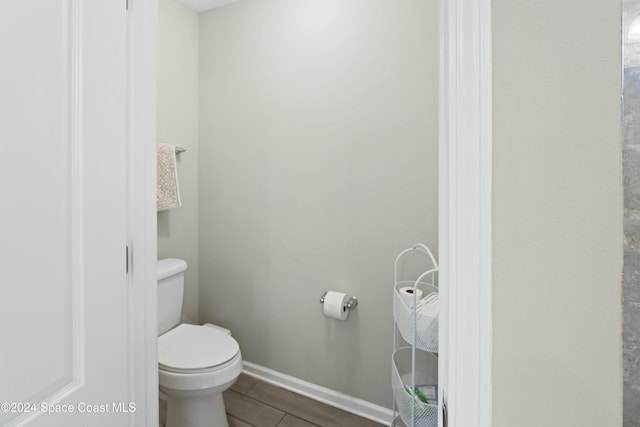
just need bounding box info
[0,1,133,426]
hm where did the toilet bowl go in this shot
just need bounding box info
[157,259,242,427]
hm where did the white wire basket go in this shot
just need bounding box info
[392,415,409,427]
[393,244,439,353]
[391,347,438,427]
[393,281,438,352]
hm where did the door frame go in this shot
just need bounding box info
[129,0,159,426]
[438,0,493,426]
[130,0,494,425]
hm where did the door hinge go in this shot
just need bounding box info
[126,245,129,274]
[126,0,129,10]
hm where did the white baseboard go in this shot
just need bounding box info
[242,361,394,426]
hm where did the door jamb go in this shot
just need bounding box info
[438,0,493,426]
[129,0,159,425]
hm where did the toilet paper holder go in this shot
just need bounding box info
[320,291,358,309]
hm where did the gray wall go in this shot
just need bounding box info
[157,0,200,323]
[198,0,438,407]
[624,0,640,425]
[492,0,623,425]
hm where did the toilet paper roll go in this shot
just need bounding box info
[323,291,349,321]
[398,286,424,308]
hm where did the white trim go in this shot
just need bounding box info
[69,0,85,393]
[242,361,394,426]
[437,1,451,425]
[438,0,493,426]
[129,0,159,426]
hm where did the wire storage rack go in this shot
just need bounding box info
[392,244,439,427]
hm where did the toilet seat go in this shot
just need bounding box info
[158,323,240,373]
[158,349,242,392]
[160,352,240,375]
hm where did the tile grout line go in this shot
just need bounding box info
[227,413,258,427]
[275,414,323,427]
[228,377,382,427]
[244,383,348,427]
[244,380,259,396]
[235,382,327,427]
[226,388,286,427]
[244,385,317,424]
[242,389,306,426]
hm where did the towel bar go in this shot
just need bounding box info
[175,146,186,154]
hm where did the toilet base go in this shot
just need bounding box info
[165,389,228,427]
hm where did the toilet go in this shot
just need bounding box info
[157,258,242,427]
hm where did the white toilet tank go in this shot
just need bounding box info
[157,258,187,336]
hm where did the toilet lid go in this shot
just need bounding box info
[158,324,240,371]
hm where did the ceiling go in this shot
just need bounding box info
[176,0,240,13]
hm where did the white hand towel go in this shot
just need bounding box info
[157,143,182,211]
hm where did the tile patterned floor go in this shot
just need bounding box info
[160,373,386,427]
[224,374,386,427]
